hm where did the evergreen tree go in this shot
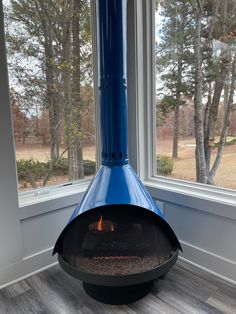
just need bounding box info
[156,0,193,158]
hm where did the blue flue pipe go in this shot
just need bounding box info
[53,0,181,255]
[98,0,128,165]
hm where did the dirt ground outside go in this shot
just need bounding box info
[15,138,236,191]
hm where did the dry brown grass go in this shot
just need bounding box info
[15,144,96,162]
[171,152,236,189]
[157,138,236,190]
[15,139,236,190]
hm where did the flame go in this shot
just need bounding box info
[97,215,103,231]
[96,215,115,232]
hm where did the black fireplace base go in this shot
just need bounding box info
[83,281,154,305]
[58,250,178,287]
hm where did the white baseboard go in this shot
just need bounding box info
[0,247,57,289]
[180,240,236,285]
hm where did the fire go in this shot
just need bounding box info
[97,215,103,231]
[96,215,115,232]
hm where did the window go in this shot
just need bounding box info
[3,0,96,193]
[155,0,236,190]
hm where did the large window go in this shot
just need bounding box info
[3,0,96,193]
[155,0,236,190]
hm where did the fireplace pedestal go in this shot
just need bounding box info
[83,281,154,305]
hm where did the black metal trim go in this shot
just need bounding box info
[58,249,179,287]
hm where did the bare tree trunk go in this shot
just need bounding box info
[223,64,230,127]
[203,82,212,175]
[193,1,207,183]
[172,56,182,159]
[208,53,236,184]
[60,4,76,181]
[72,0,84,179]
[203,1,220,176]
[45,35,60,161]
[172,100,180,159]
[203,0,229,183]
[39,2,60,161]
[63,0,84,181]
[204,57,229,178]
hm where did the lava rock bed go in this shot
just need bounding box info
[64,254,173,275]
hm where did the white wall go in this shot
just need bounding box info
[147,185,236,284]
[0,204,76,288]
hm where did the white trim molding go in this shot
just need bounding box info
[0,247,57,290]
[145,177,236,220]
[179,241,236,285]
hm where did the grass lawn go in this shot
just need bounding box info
[15,138,236,191]
[172,151,236,190]
[15,144,96,162]
[157,137,236,190]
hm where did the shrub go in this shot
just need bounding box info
[214,137,236,148]
[17,158,96,182]
[17,159,47,181]
[83,160,96,176]
[157,155,174,175]
[50,158,96,176]
[50,158,68,176]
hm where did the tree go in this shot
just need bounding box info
[157,0,193,158]
[6,0,93,186]
[157,0,236,185]
[57,0,92,181]
[192,0,207,183]
[7,0,61,160]
[192,0,236,184]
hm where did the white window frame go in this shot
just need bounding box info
[0,1,100,219]
[129,0,236,217]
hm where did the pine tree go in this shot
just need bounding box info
[156,0,193,159]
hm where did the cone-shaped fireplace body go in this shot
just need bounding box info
[53,0,181,304]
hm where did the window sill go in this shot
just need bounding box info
[144,176,236,221]
[19,179,90,220]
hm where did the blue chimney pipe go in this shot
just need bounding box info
[98,0,129,165]
[53,0,181,256]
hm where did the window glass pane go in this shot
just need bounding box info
[155,0,236,189]
[3,0,96,192]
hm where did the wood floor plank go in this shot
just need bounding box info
[2,281,31,299]
[155,285,223,314]
[156,271,221,313]
[48,266,132,314]
[167,264,219,299]
[3,289,45,314]
[206,297,235,314]
[128,292,181,314]
[177,260,236,291]
[0,293,11,314]
[26,270,82,313]
[0,261,235,314]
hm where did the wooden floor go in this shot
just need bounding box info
[0,260,235,314]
